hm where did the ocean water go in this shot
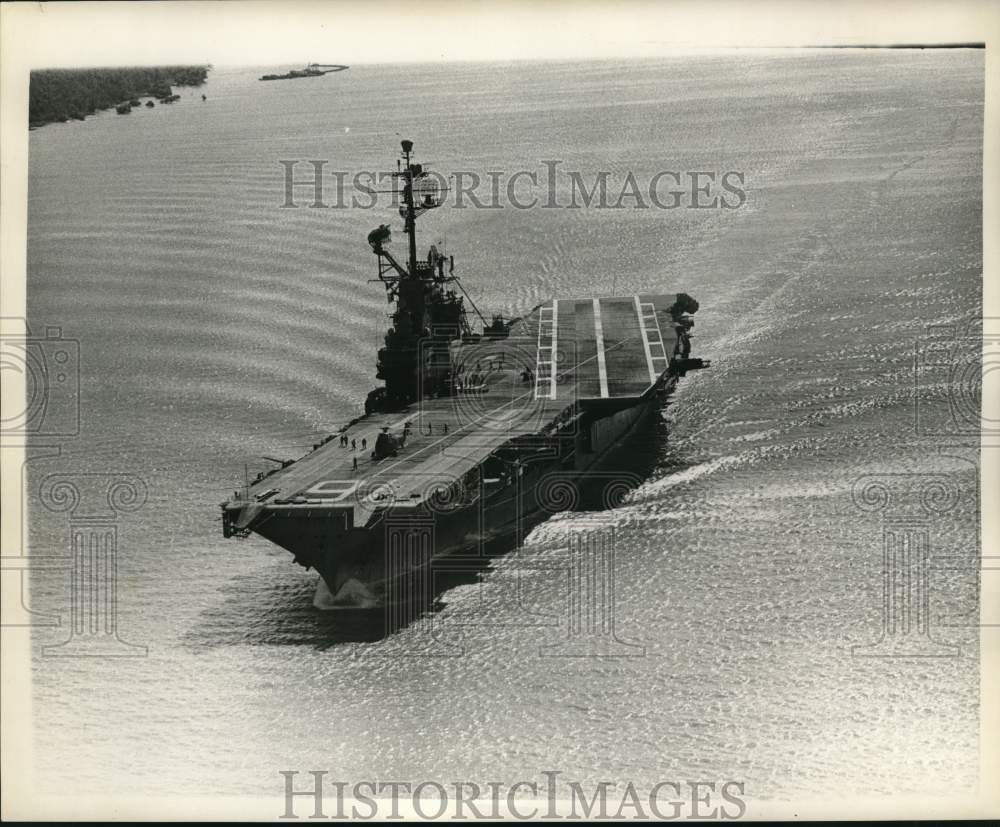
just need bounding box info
[25,52,982,802]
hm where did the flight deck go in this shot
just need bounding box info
[226,293,688,530]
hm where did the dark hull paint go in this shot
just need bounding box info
[253,393,664,607]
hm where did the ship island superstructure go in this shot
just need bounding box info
[221,140,709,607]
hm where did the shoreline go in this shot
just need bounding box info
[28,65,210,129]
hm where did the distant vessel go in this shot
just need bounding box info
[260,63,349,81]
[221,140,710,608]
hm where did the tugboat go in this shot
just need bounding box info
[221,140,710,608]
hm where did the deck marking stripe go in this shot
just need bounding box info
[634,295,657,383]
[550,298,559,400]
[592,298,609,398]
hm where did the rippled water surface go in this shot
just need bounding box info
[26,53,982,801]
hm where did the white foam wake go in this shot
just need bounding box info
[638,454,744,495]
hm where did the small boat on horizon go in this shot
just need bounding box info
[260,63,349,81]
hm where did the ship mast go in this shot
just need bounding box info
[365,140,471,413]
[401,139,419,278]
[362,140,510,416]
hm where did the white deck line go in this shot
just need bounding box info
[592,298,609,398]
[634,295,657,383]
[549,298,559,400]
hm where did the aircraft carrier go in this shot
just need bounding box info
[221,140,710,607]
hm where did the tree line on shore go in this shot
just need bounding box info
[29,66,209,128]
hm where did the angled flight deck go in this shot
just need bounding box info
[229,293,684,529]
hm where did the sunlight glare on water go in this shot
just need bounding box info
[26,52,981,800]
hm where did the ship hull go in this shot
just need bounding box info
[253,393,663,608]
[222,287,710,611]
